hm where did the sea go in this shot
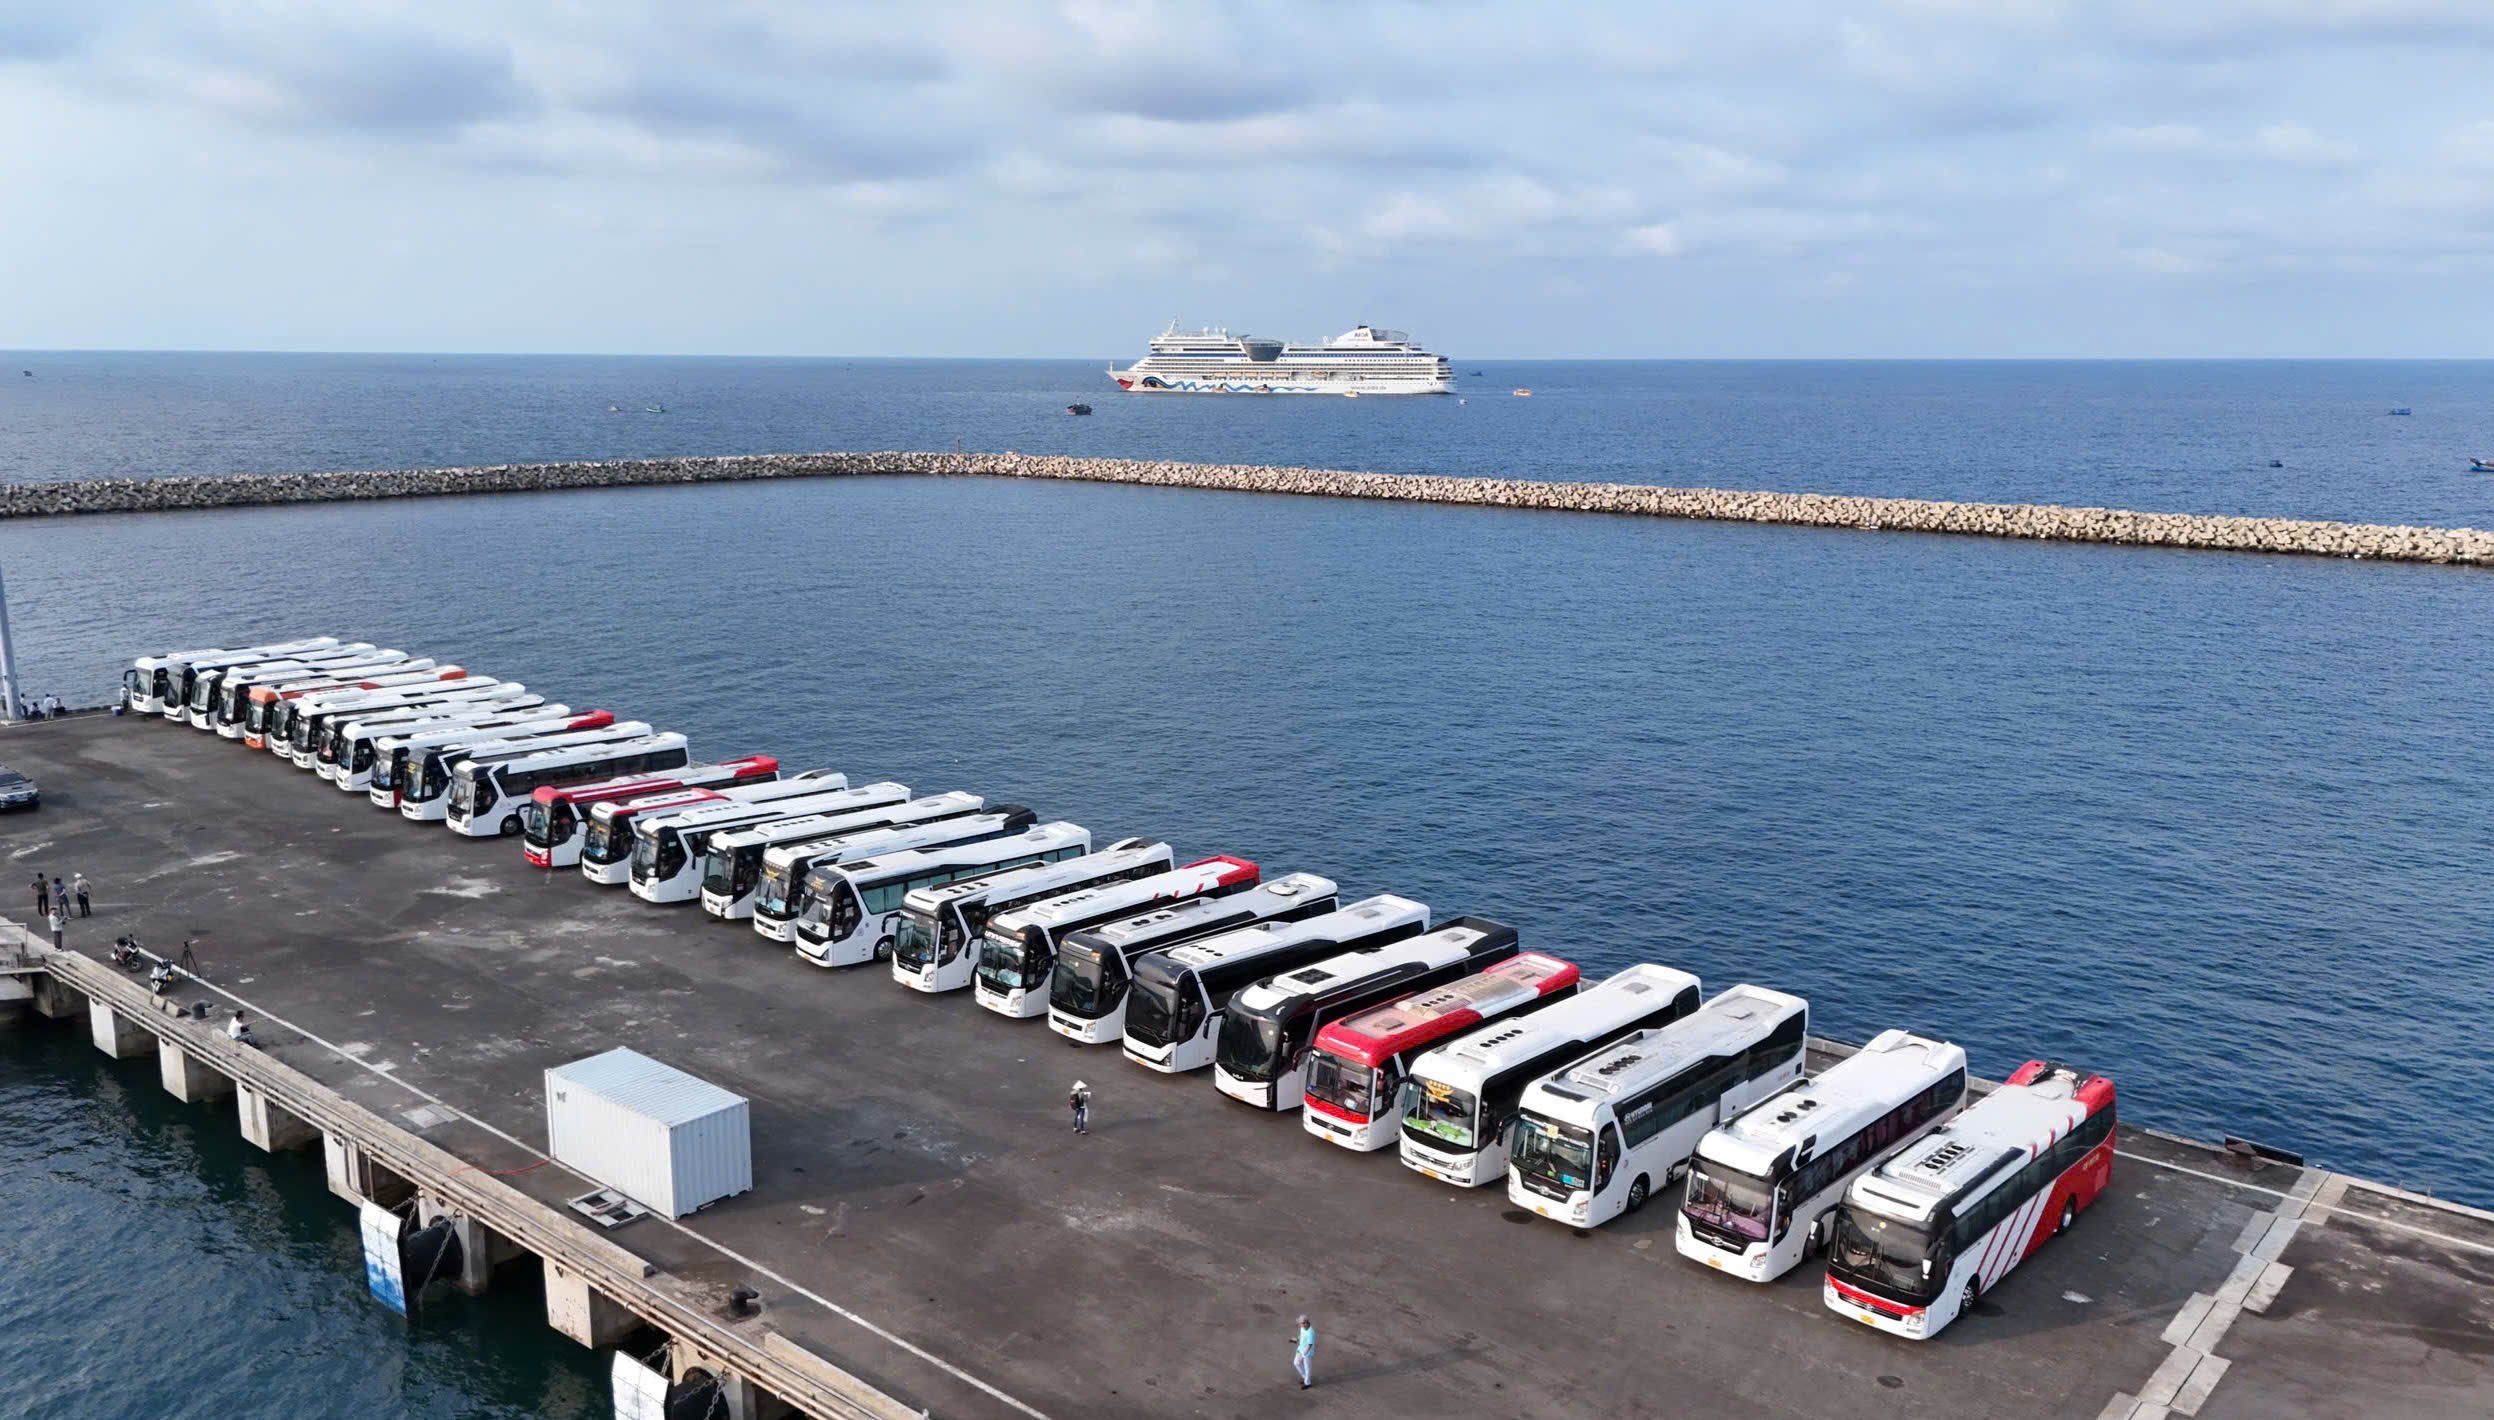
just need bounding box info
[2,353,2490,1417]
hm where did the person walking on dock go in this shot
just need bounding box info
[32,874,49,918]
[72,873,91,918]
[1070,1080,1091,1135]
[1293,1315,1316,1390]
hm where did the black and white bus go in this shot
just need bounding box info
[1046,873,1340,1044]
[893,838,1174,994]
[444,730,687,837]
[1123,895,1431,1074]
[752,801,1034,943]
[1211,916,1522,1111]
[974,856,1261,1020]
[628,782,904,902]
[792,823,1092,968]
[701,791,986,921]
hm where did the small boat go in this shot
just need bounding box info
[2389,408,2412,416]
[1512,388,1533,397]
[1342,390,1360,398]
[1064,403,1092,416]
[644,404,665,414]
[2472,458,2494,473]
[2268,460,2284,468]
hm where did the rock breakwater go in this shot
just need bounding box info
[2,452,2486,567]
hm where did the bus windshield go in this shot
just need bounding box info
[755,861,800,916]
[1684,1165,1775,1242]
[700,847,740,897]
[1509,1115,1594,1191]
[1832,1209,1941,1304]
[976,929,1041,991]
[448,769,481,816]
[630,829,665,881]
[1400,1078,1481,1150]
[520,800,560,847]
[892,911,939,969]
[1123,972,1185,1045]
[1050,947,1121,1017]
[1214,1012,1287,1082]
[584,815,627,863]
[1304,1051,1375,1118]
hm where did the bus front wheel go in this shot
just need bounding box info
[499,818,521,837]
[1625,1176,1649,1213]
[2057,1198,2077,1235]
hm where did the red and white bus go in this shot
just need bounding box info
[1302,953,1580,1151]
[521,756,782,868]
[1824,1061,2117,1340]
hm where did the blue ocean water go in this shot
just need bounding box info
[1,354,2490,1414]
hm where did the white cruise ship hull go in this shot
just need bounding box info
[1108,366,1450,396]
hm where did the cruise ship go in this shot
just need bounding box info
[1108,322,1452,395]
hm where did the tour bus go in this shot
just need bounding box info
[377,707,615,811]
[1122,895,1432,1074]
[753,795,1004,940]
[319,699,580,784]
[628,782,910,903]
[1303,953,1580,1151]
[279,679,524,765]
[701,791,989,920]
[576,772,850,884]
[1046,875,1341,1044]
[333,701,569,794]
[447,730,687,838]
[893,838,1174,994]
[1825,1061,2117,1340]
[1398,964,1704,1188]
[185,645,392,728]
[1507,985,1811,1228]
[973,856,1261,1020]
[1678,1030,1968,1282]
[338,704,586,792]
[127,638,341,715]
[792,823,1092,969]
[1213,917,1525,1111]
[520,756,782,868]
[245,665,467,748]
[212,654,440,737]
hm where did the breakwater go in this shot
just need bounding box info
[4,452,2489,566]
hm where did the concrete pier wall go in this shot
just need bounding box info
[2,451,2488,566]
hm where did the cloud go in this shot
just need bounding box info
[1625,223,1683,257]
[2098,120,2360,167]
[155,20,533,137]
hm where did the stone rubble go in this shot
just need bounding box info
[2,452,2486,567]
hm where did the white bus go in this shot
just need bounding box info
[1122,895,1432,1074]
[792,823,1092,969]
[319,699,577,784]
[209,654,439,737]
[1046,875,1340,1045]
[753,796,1017,940]
[974,855,1260,1020]
[185,645,392,728]
[336,702,570,795]
[278,679,525,765]
[391,711,620,820]
[521,756,783,869]
[576,771,846,885]
[1678,1030,1968,1281]
[1507,985,1811,1228]
[893,838,1172,994]
[245,665,468,749]
[1826,1061,2118,1340]
[446,731,689,838]
[1213,917,1523,1111]
[628,782,905,903]
[126,637,341,716]
[1398,964,1704,1189]
[701,791,984,920]
[1304,953,1582,1152]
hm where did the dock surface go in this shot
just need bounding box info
[6,713,2490,1419]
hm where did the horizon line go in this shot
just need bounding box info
[5,348,2492,363]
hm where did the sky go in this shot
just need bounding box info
[3,1,2492,358]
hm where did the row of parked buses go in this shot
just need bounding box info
[128,638,2120,1342]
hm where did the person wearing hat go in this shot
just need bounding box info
[1293,1315,1316,1389]
[1069,1080,1091,1135]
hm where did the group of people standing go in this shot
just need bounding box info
[13,692,67,720]
[31,872,92,948]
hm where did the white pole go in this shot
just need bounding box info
[0,565,20,721]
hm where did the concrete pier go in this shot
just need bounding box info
[2,451,2489,566]
[237,1082,318,1151]
[157,1035,234,1102]
[6,712,2491,1420]
[87,999,152,1059]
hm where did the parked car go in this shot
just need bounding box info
[0,762,38,811]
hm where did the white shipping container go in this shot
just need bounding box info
[545,1048,752,1219]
